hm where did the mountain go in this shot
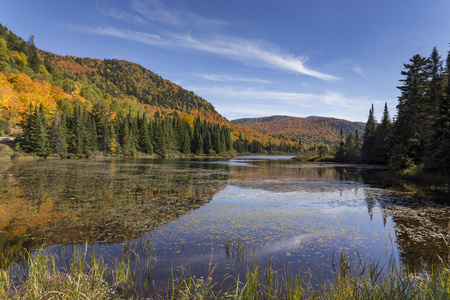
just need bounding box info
[231,115,365,148]
[0,23,276,145]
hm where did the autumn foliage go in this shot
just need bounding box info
[232,115,365,149]
[0,23,301,153]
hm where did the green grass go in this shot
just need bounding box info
[0,247,449,299]
[0,143,14,160]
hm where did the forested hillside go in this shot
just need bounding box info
[232,115,365,149]
[42,53,218,116]
[0,23,300,156]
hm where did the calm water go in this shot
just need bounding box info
[0,156,449,294]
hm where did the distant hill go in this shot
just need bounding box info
[232,115,365,148]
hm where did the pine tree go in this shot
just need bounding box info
[361,104,377,163]
[335,128,346,161]
[203,130,213,154]
[67,106,86,156]
[35,104,52,157]
[180,123,191,154]
[373,103,392,164]
[50,109,68,156]
[192,117,204,154]
[393,54,431,166]
[138,114,153,154]
[153,119,167,156]
[426,48,450,173]
[427,47,445,118]
[20,104,51,157]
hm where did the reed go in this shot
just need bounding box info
[0,247,448,299]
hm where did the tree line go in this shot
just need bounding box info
[18,104,236,158]
[234,135,300,154]
[359,46,450,175]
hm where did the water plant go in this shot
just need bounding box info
[0,245,449,299]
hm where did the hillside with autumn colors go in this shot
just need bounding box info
[0,23,280,147]
[0,23,365,157]
[232,115,365,148]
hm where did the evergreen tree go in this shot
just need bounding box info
[192,117,204,154]
[50,109,67,156]
[138,114,153,154]
[153,119,167,156]
[203,130,213,154]
[426,48,450,173]
[20,104,51,157]
[335,128,345,160]
[373,103,392,164]
[67,106,86,156]
[392,54,431,166]
[27,35,41,73]
[35,104,52,157]
[180,123,191,154]
[427,47,445,118]
[361,104,377,163]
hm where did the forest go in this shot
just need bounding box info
[337,46,450,176]
[232,115,364,149]
[0,23,300,157]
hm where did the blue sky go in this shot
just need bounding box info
[1,0,450,122]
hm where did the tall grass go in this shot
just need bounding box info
[0,247,448,299]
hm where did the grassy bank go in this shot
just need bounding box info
[0,141,238,161]
[292,152,335,163]
[1,247,449,299]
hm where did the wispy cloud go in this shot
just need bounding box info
[194,73,272,84]
[97,4,147,25]
[188,85,385,121]
[131,0,227,28]
[79,25,339,81]
[352,64,365,77]
[131,0,182,26]
[78,26,166,45]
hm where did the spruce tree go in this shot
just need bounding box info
[373,103,392,164]
[393,54,431,166]
[426,48,450,173]
[138,114,153,154]
[20,103,37,153]
[35,104,51,157]
[361,104,377,163]
[50,109,68,156]
[68,106,86,156]
[427,47,445,117]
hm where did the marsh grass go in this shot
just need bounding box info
[0,246,449,299]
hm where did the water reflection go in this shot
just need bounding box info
[0,156,449,294]
[0,158,230,256]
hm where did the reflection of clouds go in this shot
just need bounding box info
[190,160,258,167]
[260,233,315,254]
[228,180,368,194]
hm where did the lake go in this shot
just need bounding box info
[0,156,449,295]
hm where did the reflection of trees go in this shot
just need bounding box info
[0,159,230,257]
[229,162,366,194]
[378,200,449,271]
[359,169,450,271]
[231,161,449,272]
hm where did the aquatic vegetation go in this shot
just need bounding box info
[1,248,449,299]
